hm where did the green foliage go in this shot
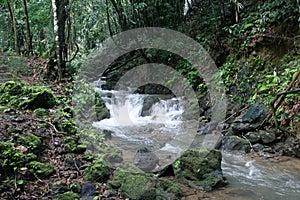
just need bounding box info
[28,161,54,178]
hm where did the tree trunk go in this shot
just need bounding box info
[51,0,68,81]
[7,0,20,55]
[22,0,32,56]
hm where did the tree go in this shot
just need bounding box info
[22,0,32,55]
[6,0,20,55]
[51,0,68,81]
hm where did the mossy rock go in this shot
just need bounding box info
[109,168,154,200]
[109,167,182,200]
[55,191,80,200]
[173,148,227,191]
[83,158,111,182]
[28,161,54,178]
[157,179,183,199]
[20,86,56,109]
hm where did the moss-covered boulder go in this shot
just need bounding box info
[109,168,155,200]
[0,81,56,109]
[173,149,227,191]
[28,161,55,178]
[109,166,182,200]
[20,86,56,109]
[83,158,111,182]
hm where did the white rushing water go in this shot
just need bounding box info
[93,79,190,166]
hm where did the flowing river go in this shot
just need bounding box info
[92,81,300,199]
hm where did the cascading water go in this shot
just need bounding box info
[93,79,186,168]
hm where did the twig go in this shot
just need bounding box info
[241,135,254,152]
[73,158,81,175]
[221,106,249,123]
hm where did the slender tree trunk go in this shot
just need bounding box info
[7,0,20,55]
[22,0,32,55]
[51,0,61,80]
[51,0,68,81]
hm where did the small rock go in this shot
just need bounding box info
[81,183,97,200]
[245,131,261,143]
[252,143,264,152]
[133,147,159,172]
[69,173,77,179]
[259,130,275,144]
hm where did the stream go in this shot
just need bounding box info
[92,81,300,199]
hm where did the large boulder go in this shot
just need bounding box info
[231,104,267,133]
[173,149,227,191]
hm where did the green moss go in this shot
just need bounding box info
[61,120,77,135]
[55,191,80,200]
[109,168,154,200]
[33,108,48,117]
[0,141,27,169]
[20,86,57,109]
[158,179,183,199]
[83,158,111,182]
[173,148,227,191]
[18,133,41,152]
[28,161,54,177]
[63,136,77,152]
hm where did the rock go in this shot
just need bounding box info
[109,167,182,199]
[276,137,300,158]
[232,104,267,133]
[173,149,227,191]
[221,136,250,153]
[252,143,264,152]
[259,130,275,144]
[244,131,261,143]
[20,86,57,109]
[83,158,111,182]
[140,95,160,116]
[109,168,156,200]
[197,121,218,135]
[133,147,159,172]
[81,183,97,200]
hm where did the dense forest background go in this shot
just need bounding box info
[0,0,299,199]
